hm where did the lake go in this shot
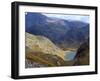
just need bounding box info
[65,51,76,61]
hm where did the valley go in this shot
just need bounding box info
[25,12,89,68]
[25,32,84,68]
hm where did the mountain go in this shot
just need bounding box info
[25,13,89,49]
[25,32,65,60]
[25,13,47,29]
[73,39,89,65]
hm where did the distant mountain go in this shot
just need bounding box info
[25,13,89,49]
[25,13,47,28]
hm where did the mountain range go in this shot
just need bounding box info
[25,13,89,49]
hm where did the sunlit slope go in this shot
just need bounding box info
[25,32,65,60]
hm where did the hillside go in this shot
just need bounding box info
[25,32,70,68]
[25,32,65,60]
[25,32,89,68]
[73,39,89,65]
[25,50,66,68]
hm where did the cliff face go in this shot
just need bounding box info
[73,39,89,65]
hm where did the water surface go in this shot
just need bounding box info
[65,51,76,61]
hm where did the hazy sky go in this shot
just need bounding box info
[43,13,89,23]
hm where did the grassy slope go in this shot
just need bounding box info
[25,32,65,60]
[26,46,67,67]
[25,33,67,67]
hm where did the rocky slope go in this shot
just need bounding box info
[73,39,89,65]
